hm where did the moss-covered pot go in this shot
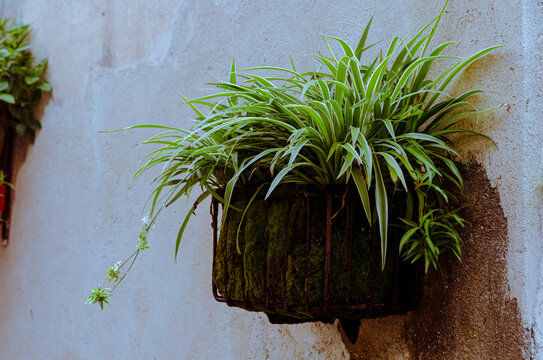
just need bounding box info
[212,185,421,323]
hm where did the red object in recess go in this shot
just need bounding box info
[0,184,5,213]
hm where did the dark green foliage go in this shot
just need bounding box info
[0,19,50,143]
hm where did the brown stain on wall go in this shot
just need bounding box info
[342,164,530,359]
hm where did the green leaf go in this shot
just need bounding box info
[27,118,41,130]
[266,162,307,198]
[230,58,236,84]
[405,142,438,174]
[223,148,278,221]
[178,92,205,119]
[15,123,25,135]
[0,93,15,104]
[426,45,504,110]
[390,55,459,102]
[38,81,51,91]
[25,76,39,85]
[357,133,372,185]
[355,16,373,60]
[337,151,355,179]
[397,133,444,145]
[348,58,364,97]
[380,118,395,140]
[236,185,264,254]
[325,35,355,58]
[174,191,210,261]
[379,152,407,191]
[373,153,388,270]
[314,55,338,78]
[287,139,308,167]
[365,54,392,106]
[399,227,419,253]
[352,167,372,223]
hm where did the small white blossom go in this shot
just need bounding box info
[141,215,151,226]
[113,261,122,272]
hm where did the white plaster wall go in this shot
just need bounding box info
[0,0,540,359]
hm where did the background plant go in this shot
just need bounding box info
[0,18,51,143]
[89,2,500,308]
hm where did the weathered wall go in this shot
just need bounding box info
[0,0,540,359]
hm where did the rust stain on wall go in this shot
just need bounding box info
[342,164,530,359]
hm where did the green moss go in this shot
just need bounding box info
[349,217,371,304]
[306,196,325,306]
[285,197,307,306]
[213,206,228,298]
[372,241,395,304]
[225,199,246,302]
[243,200,267,303]
[212,187,417,320]
[265,198,286,304]
[329,201,349,306]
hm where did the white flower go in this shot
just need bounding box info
[141,215,151,226]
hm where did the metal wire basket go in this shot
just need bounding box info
[211,185,422,325]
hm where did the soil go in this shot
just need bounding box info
[341,164,530,359]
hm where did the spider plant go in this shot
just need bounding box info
[132,4,498,273]
[91,2,501,309]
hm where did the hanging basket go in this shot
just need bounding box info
[211,185,422,324]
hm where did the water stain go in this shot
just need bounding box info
[341,164,530,359]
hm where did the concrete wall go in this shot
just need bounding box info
[0,0,540,359]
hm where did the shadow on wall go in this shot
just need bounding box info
[340,163,530,360]
[10,91,52,184]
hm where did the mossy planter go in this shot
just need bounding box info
[211,185,421,324]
